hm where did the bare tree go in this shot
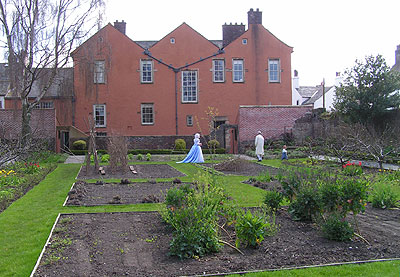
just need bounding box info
[0,0,105,145]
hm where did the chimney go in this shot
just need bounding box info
[396,45,400,65]
[114,20,126,35]
[334,72,343,86]
[222,23,246,47]
[248,8,262,25]
[293,70,299,89]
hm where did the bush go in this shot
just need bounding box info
[264,191,283,212]
[146,153,151,161]
[256,171,274,183]
[72,140,86,150]
[137,154,143,160]
[342,162,363,176]
[289,185,321,221]
[371,182,398,209]
[235,209,277,248]
[175,139,186,151]
[127,153,134,160]
[208,139,220,149]
[321,213,354,241]
[319,180,342,213]
[340,178,368,216]
[101,154,110,163]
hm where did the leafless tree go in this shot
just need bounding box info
[347,123,400,170]
[0,0,105,145]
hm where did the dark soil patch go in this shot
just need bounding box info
[65,180,184,206]
[203,159,280,176]
[77,164,186,180]
[34,206,400,276]
[243,179,283,191]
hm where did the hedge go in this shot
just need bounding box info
[70,148,226,155]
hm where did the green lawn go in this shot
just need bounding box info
[0,160,398,276]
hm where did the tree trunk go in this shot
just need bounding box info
[21,100,32,146]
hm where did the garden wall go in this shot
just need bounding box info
[238,105,313,152]
[0,109,56,150]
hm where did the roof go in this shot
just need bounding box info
[296,86,319,98]
[2,65,74,98]
[135,41,158,49]
[303,86,333,105]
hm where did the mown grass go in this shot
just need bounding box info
[0,157,398,276]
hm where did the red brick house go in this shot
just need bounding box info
[71,8,293,151]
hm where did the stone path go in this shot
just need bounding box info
[314,155,400,171]
[64,155,86,164]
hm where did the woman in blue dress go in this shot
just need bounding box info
[177,133,204,163]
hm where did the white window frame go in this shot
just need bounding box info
[242,38,248,45]
[33,101,54,109]
[232,59,244,83]
[182,70,198,103]
[268,59,280,83]
[186,115,193,126]
[0,96,4,109]
[94,60,105,84]
[93,104,106,127]
[141,103,154,125]
[140,59,153,83]
[213,59,225,82]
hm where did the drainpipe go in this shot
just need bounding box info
[174,69,179,135]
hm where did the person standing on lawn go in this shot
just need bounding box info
[255,131,264,162]
[281,145,288,160]
[177,133,204,163]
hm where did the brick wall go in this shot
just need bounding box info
[238,105,312,152]
[0,109,56,144]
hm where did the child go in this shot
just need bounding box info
[281,145,288,160]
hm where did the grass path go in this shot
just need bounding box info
[0,162,399,276]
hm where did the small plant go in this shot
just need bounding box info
[101,154,110,163]
[72,140,86,150]
[146,153,151,161]
[235,209,277,248]
[137,154,143,160]
[264,190,283,212]
[174,139,186,151]
[319,180,342,213]
[371,182,398,209]
[321,213,354,241]
[256,171,274,183]
[208,139,220,149]
[342,161,363,176]
[127,153,134,160]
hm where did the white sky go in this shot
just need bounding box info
[106,0,399,86]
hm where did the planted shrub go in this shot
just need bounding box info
[289,185,321,221]
[174,139,186,151]
[235,209,277,248]
[101,154,110,163]
[321,213,354,241]
[371,182,398,209]
[342,162,363,176]
[264,190,283,212]
[319,180,342,213]
[127,153,134,160]
[256,171,274,183]
[208,139,220,149]
[137,154,143,160]
[72,140,86,150]
[146,153,152,161]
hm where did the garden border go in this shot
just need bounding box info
[62,182,76,207]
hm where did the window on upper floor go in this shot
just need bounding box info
[232,59,244,83]
[140,60,153,83]
[242,38,248,45]
[182,70,198,103]
[213,59,225,82]
[33,101,54,109]
[268,59,280,83]
[186,115,193,126]
[0,96,4,109]
[93,104,106,127]
[94,60,105,84]
[141,103,154,125]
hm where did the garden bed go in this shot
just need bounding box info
[202,159,280,176]
[33,206,400,276]
[77,164,186,180]
[65,180,183,206]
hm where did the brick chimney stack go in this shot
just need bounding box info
[222,23,245,47]
[396,45,400,65]
[114,20,126,35]
[248,8,262,25]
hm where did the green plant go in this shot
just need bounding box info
[174,139,186,151]
[72,140,86,150]
[342,162,363,176]
[235,209,277,248]
[321,213,354,241]
[208,139,220,149]
[127,153,134,160]
[146,153,151,161]
[371,182,398,209]
[289,185,321,221]
[137,154,143,160]
[101,154,110,163]
[319,180,342,213]
[256,171,274,183]
[264,190,283,212]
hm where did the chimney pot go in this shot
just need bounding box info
[114,20,126,35]
[248,8,262,25]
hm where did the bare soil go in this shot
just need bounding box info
[203,159,280,176]
[77,164,186,180]
[65,180,184,206]
[34,206,400,277]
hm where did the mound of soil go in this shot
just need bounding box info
[204,159,280,176]
[77,164,186,180]
[34,206,400,276]
[65,181,182,206]
[244,179,283,191]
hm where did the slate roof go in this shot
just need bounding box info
[296,86,318,98]
[134,39,223,50]
[1,64,74,98]
[303,86,333,105]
